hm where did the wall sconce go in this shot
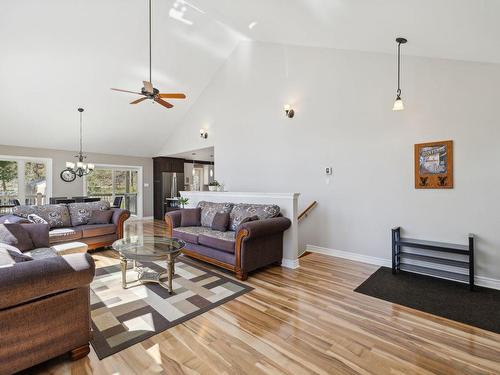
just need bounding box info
[199,129,208,139]
[284,104,294,118]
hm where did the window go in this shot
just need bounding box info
[0,156,52,206]
[85,165,141,216]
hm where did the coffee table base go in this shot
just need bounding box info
[120,253,179,293]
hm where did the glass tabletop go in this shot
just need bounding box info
[113,236,186,261]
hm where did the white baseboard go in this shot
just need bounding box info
[475,275,500,290]
[307,245,391,268]
[306,244,500,290]
[127,216,154,221]
[281,258,300,269]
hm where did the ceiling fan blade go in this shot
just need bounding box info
[130,97,148,104]
[111,88,143,95]
[143,81,154,93]
[154,98,174,109]
[158,93,186,99]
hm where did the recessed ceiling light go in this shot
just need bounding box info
[248,21,257,30]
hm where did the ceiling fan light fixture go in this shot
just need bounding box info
[110,0,186,110]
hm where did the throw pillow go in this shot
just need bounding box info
[28,213,48,224]
[0,223,35,252]
[87,210,114,225]
[197,201,234,227]
[211,212,230,232]
[181,208,202,227]
[229,203,280,231]
[68,201,111,226]
[0,245,33,267]
[33,204,72,228]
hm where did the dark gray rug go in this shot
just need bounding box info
[355,267,500,334]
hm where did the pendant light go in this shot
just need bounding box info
[62,108,94,181]
[393,37,407,111]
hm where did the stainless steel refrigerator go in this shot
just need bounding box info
[161,172,185,216]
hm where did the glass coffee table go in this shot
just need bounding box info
[113,236,185,294]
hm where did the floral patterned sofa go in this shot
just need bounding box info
[2,201,130,250]
[165,201,291,280]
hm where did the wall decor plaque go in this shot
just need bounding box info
[415,140,453,189]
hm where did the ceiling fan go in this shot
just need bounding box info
[111,0,186,109]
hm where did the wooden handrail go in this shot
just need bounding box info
[298,201,317,221]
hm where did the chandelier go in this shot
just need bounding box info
[61,108,94,182]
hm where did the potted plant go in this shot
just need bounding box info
[178,197,189,208]
[208,180,220,192]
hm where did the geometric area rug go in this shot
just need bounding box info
[90,256,252,359]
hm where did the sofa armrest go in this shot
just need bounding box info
[165,210,182,237]
[236,217,291,239]
[110,208,130,239]
[234,217,291,277]
[0,253,95,310]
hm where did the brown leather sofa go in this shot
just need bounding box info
[0,224,95,375]
[165,201,291,280]
[47,207,130,250]
[2,202,130,250]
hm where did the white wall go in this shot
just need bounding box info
[0,145,153,217]
[162,41,500,280]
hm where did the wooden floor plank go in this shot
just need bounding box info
[26,219,500,375]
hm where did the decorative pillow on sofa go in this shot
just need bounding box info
[0,245,33,267]
[12,205,36,219]
[197,201,234,228]
[0,223,35,252]
[14,204,71,229]
[181,208,201,227]
[68,201,111,226]
[87,209,114,225]
[236,215,259,231]
[28,213,48,224]
[211,212,230,232]
[229,203,280,231]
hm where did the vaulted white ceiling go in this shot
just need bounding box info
[1,0,499,157]
[0,0,244,157]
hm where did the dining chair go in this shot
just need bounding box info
[83,197,101,203]
[111,196,123,208]
[55,199,76,204]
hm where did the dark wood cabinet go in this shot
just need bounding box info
[153,157,185,220]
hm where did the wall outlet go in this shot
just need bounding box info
[325,167,333,175]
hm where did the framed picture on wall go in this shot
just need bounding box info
[414,140,453,189]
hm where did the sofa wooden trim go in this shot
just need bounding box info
[234,228,250,280]
[116,210,130,239]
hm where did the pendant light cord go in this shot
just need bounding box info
[397,42,401,97]
[149,0,152,84]
[80,112,83,155]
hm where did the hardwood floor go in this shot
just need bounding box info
[27,219,500,375]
